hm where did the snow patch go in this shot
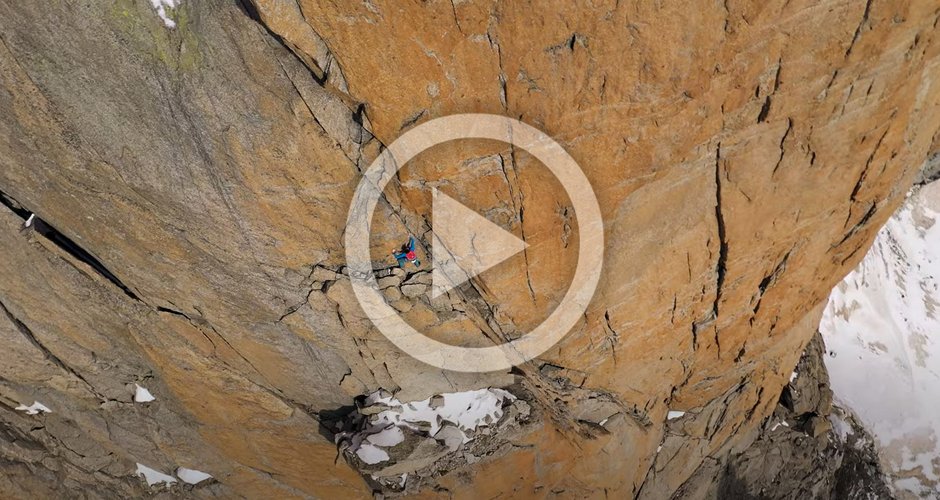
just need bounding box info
[666,410,686,420]
[821,183,940,496]
[134,384,155,403]
[24,213,35,228]
[15,401,51,415]
[136,463,177,487]
[363,388,515,441]
[365,425,404,447]
[789,370,798,383]
[770,421,790,432]
[829,413,855,441]
[176,467,213,485]
[342,388,516,466]
[356,443,390,465]
[149,0,179,28]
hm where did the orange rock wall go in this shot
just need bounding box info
[0,0,938,497]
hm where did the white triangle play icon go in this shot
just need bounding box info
[431,188,529,299]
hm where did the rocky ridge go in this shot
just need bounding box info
[713,332,892,500]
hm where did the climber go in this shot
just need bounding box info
[392,236,421,268]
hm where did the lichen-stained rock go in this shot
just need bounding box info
[0,0,938,498]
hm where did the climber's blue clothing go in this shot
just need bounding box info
[393,252,408,267]
[392,237,421,268]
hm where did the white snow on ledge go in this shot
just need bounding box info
[344,388,516,465]
[149,0,180,28]
[136,463,177,487]
[364,388,515,439]
[15,401,51,415]
[770,421,790,432]
[134,384,156,403]
[666,410,686,420]
[356,443,390,465]
[135,463,213,487]
[176,467,213,485]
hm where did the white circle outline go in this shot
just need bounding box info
[345,114,603,372]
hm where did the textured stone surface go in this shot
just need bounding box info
[0,0,938,498]
[709,332,893,500]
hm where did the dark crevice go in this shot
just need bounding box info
[848,124,891,205]
[752,250,791,316]
[155,306,188,318]
[711,142,729,359]
[713,143,728,313]
[566,33,584,51]
[352,102,367,128]
[234,0,261,21]
[757,96,772,123]
[838,237,868,266]
[835,202,877,248]
[235,0,329,86]
[0,190,138,300]
[734,345,746,363]
[400,109,427,131]
[845,0,874,58]
[0,191,30,219]
[824,69,840,94]
[603,310,620,364]
[276,276,330,323]
[772,118,793,175]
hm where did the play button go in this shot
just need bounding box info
[345,114,603,372]
[431,188,529,299]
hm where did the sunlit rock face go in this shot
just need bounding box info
[822,180,940,499]
[0,0,939,498]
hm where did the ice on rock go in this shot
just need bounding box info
[366,426,405,447]
[363,388,514,441]
[829,414,855,441]
[345,388,516,468]
[356,443,390,465]
[136,463,177,487]
[134,384,156,403]
[176,467,212,485]
[149,0,180,28]
[666,410,686,420]
[15,401,51,415]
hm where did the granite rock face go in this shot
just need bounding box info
[713,332,893,500]
[1,0,939,498]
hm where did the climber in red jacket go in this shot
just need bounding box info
[392,236,421,268]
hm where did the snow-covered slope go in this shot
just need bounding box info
[821,182,940,498]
